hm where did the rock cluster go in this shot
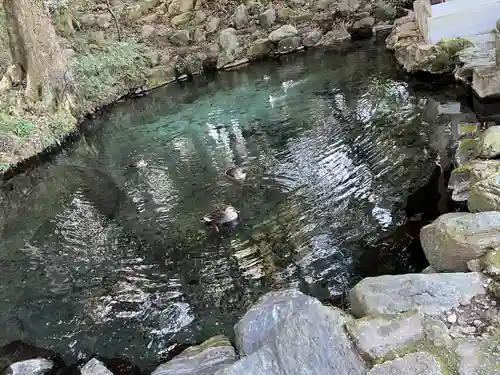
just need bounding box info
[70,0,402,88]
[446,124,500,211]
[151,281,500,375]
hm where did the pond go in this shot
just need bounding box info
[0,41,475,369]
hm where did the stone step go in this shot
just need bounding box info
[472,63,500,99]
[415,0,500,44]
[467,31,496,51]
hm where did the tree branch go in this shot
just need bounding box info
[105,0,121,41]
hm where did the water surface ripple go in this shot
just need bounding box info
[0,43,471,368]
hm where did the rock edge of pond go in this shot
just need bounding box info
[4,267,500,375]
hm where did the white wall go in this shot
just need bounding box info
[430,0,500,17]
[415,0,500,45]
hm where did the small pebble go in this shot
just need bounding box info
[457,316,468,326]
[459,297,471,306]
[473,319,484,327]
[492,301,497,306]
[460,326,476,334]
[447,313,457,324]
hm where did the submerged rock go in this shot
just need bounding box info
[218,303,368,375]
[468,173,500,212]
[420,212,500,271]
[81,358,113,375]
[0,341,64,373]
[277,36,301,54]
[152,335,235,375]
[346,312,424,360]
[367,352,443,375]
[5,359,54,375]
[475,126,500,158]
[234,289,321,355]
[349,272,486,317]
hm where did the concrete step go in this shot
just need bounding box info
[472,63,500,99]
[467,31,496,51]
[415,0,500,44]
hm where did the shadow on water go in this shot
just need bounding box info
[0,41,487,370]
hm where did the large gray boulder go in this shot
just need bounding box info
[234,289,321,355]
[217,303,368,375]
[420,212,500,271]
[81,358,113,375]
[349,272,487,317]
[367,352,444,375]
[346,313,424,360]
[268,25,298,42]
[468,173,500,212]
[151,335,236,375]
[475,126,500,158]
[6,359,54,375]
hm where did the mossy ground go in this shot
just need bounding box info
[71,40,153,110]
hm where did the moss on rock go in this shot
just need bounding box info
[431,38,474,72]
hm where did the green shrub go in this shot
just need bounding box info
[0,113,36,137]
[72,41,151,103]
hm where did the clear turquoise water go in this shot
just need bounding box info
[0,42,470,368]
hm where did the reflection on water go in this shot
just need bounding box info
[0,42,474,368]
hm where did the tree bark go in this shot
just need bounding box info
[2,0,75,110]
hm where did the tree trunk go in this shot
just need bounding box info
[2,0,75,110]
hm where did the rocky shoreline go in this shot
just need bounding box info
[5,268,500,374]
[0,0,409,177]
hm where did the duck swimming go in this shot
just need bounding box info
[127,159,148,169]
[201,206,239,232]
[225,167,247,183]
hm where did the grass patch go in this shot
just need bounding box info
[0,113,36,137]
[72,40,151,105]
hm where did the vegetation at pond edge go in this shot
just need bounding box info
[0,0,418,168]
